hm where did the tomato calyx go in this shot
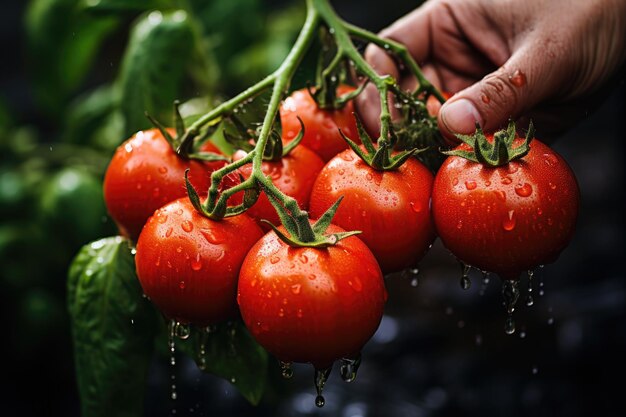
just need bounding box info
[340,113,426,171]
[145,101,228,163]
[443,120,535,167]
[262,194,361,248]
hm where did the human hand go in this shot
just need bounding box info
[357,0,626,140]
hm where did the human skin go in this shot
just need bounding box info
[357,0,626,140]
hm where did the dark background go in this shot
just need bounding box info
[1,1,624,417]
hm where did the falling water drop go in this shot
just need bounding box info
[340,354,361,383]
[479,271,490,296]
[314,366,332,408]
[502,279,520,334]
[174,321,191,340]
[509,69,526,87]
[168,320,178,407]
[460,262,472,290]
[279,361,293,379]
[526,270,535,307]
[402,267,420,287]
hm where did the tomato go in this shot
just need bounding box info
[103,129,226,241]
[309,149,435,274]
[426,91,452,117]
[280,85,359,162]
[230,145,325,229]
[432,137,579,279]
[237,223,386,369]
[135,197,263,326]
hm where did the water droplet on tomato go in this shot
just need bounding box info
[465,180,477,190]
[158,166,168,174]
[341,152,354,161]
[291,284,301,295]
[314,366,332,408]
[340,354,361,382]
[549,182,557,190]
[296,309,303,318]
[191,254,202,271]
[484,180,491,187]
[157,215,168,224]
[348,277,363,292]
[543,153,558,167]
[300,254,309,264]
[501,176,512,185]
[365,173,373,181]
[181,220,193,232]
[409,201,422,213]
[338,169,345,175]
[509,69,526,87]
[481,94,490,103]
[280,361,293,379]
[270,256,280,264]
[502,210,516,231]
[514,183,533,197]
[278,308,285,317]
[179,281,185,289]
[166,227,173,237]
[308,274,316,280]
[452,177,459,186]
[200,229,223,244]
[176,246,182,253]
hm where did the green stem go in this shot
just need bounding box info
[344,22,446,103]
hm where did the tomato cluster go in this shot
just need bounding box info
[102,86,579,402]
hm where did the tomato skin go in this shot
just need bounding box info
[426,91,452,118]
[231,146,325,229]
[135,197,264,326]
[309,149,436,274]
[238,224,386,369]
[432,138,580,279]
[280,85,359,162]
[103,129,225,241]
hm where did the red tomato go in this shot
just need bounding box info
[426,91,452,117]
[238,223,386,369]
[103,129,225,241]
[432,137,579,279]
[230,146,325,230]
[135,197,263,326]
[280,85,359,162]
[309,149,435,274]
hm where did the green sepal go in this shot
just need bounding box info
[262,220,361,248]
[184,169,206,215]
[340,112,425,171]
[186,152,230,163]
[443,120,533,167]
[145,111,176,148]
[312,196,344,234]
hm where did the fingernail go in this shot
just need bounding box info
[440,99,483,134]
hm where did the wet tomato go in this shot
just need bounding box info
[309,149,435,274]
[103,129,225,241]
[230,146,325,230]
[280,85,359,162]
[135,197,263,326]
[432,137,579,279]
[237,223,386,369]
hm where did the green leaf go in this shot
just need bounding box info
[117,10,195,137]
[68,237,158,417]
[63,85,124,151]
[25,0,118,115]
[178,321,269,405]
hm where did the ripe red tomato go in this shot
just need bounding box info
[135,197,263,326]
[103,129,225,241]
[426,91,452,117]
[230,146,325,229]
[280,85,359,162]
[309,149,435,274]
[237,223,386,369]
[432,137,579,279]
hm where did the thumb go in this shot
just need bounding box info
[438,43,561,139]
